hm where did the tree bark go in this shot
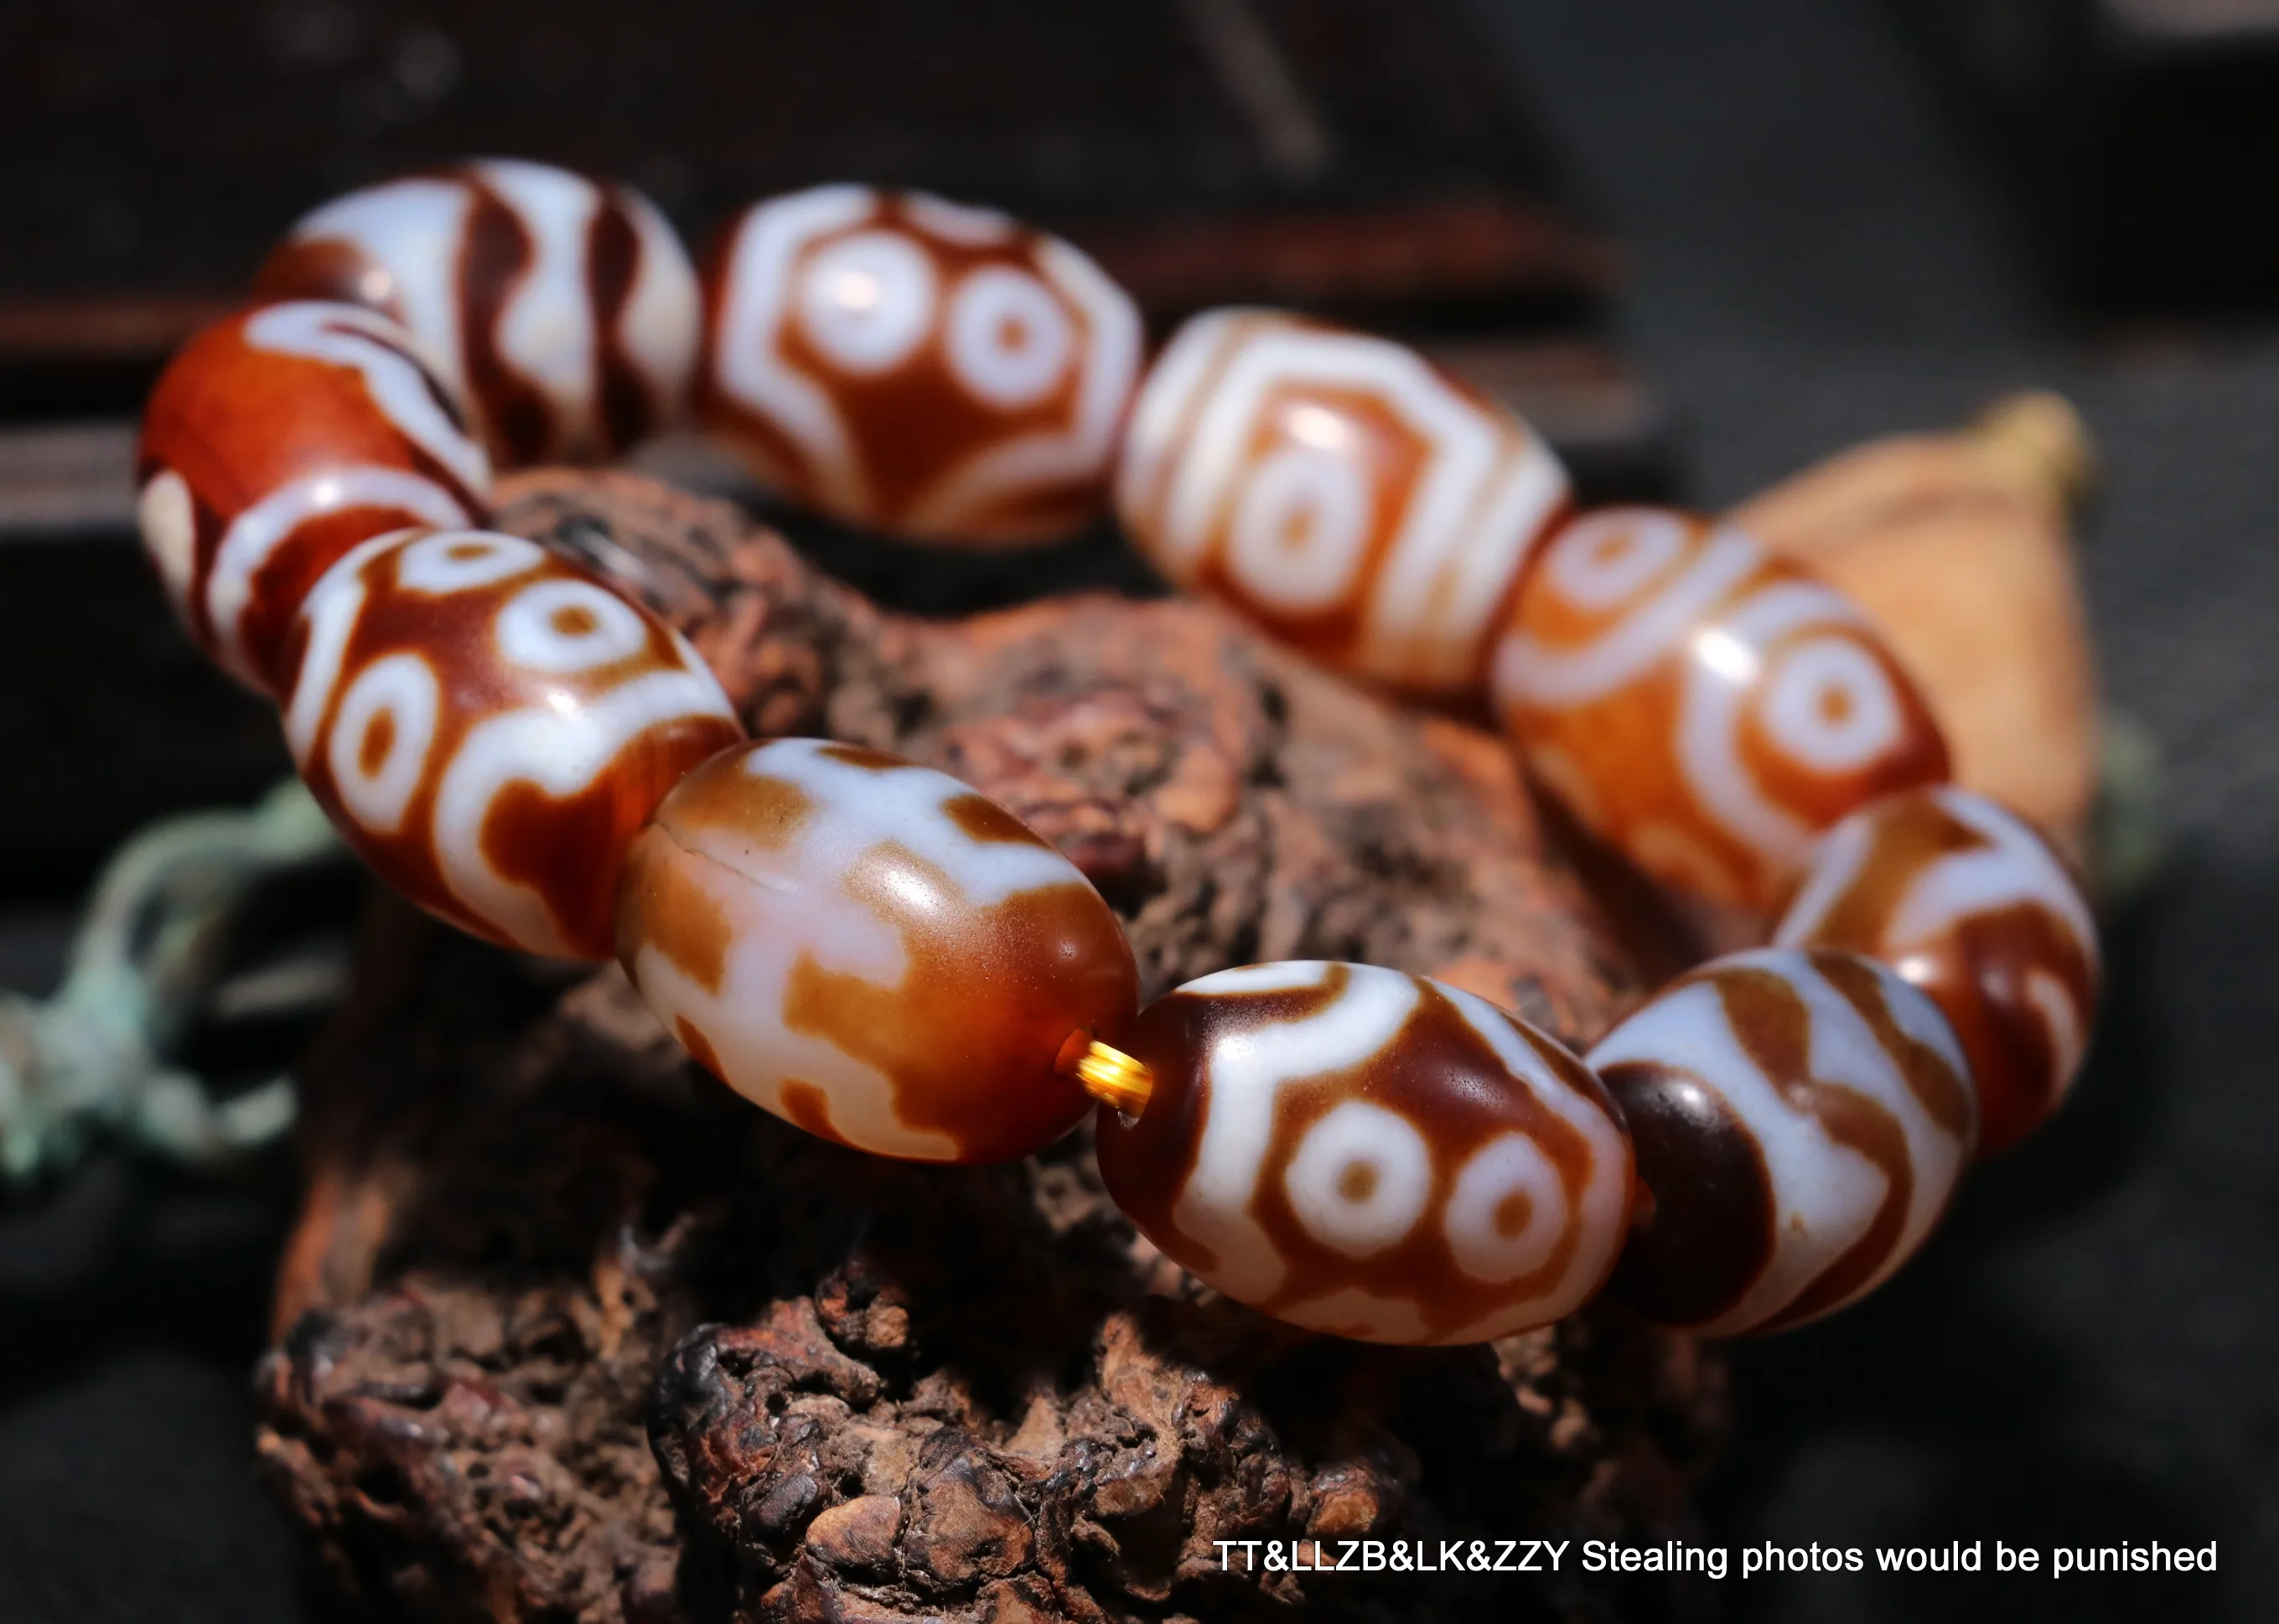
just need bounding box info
[253,470,1727,1624]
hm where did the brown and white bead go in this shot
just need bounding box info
[1493,508,1950,910]
[1116,311,1571,694]
[257,158,702,466]
[698,185,1143,546]
[1774,786,2099,1156]
[137,301,493,694]
[614,738,1139,1164]
[281,527,742,959]
[1589,946,1976,1335]
[1096,961,1634,1345]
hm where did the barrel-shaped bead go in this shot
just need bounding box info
[281,527,742,959]
[700,185,1142,546]
[257,158,701,466]
[137,301,493,693]
[1774,786,2099,1156]
[1116,311,1572,694]
[1096,961,1634,1345]
[614,738,1140,1163]
[1492,508,1950,910]
[1589,946,1976,1335]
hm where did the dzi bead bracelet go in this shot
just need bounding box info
[136,158,2102,1347]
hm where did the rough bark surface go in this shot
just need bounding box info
[253,470,1727,1624]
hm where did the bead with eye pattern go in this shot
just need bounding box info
[137,301,493,694]
[1492,507,1951,910]
[1116,310,1572,694]
[614,737,1140,1163]
[1095,961,1634,1345]
[698,185,1143,546]
[257,158,702,466]
[1774,786,2099,1156]
[1589,946,1976,1334]
[281,527,743,959]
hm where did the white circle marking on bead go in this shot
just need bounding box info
[1758,633,1903,775]
[494,577,650,673]
[327,651,440,836]
[1283,1100,1433,1258]
[1225,443,1372,614]
[1442,1132,1565,1283]
[795,230,938,375]
[393,529,546,595]
[944,265,1074,409]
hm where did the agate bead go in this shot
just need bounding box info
[258,158,701,466]
[1096,961,1634,1345]
[137,301,493,693]
[281,527,742,959]
[1589,946,1976,1334]
[1116,311,1571,694]
[698,185,1142,545]
[1774,786,2099,1156]
[1492,508,1950,910]
[614,738,1139,1163]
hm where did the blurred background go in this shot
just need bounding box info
[0,1,2274,1620]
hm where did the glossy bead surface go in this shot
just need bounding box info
[1493,508,1950,910]
[1774,786,2099,1156]
[1589,947,1976,1335]
[257,158,701,466]
[282,527,741,959]
[1116,311,1571,694]
[699,185,1142,545]
[1097,961,1634,1345]
[615,738,1139,1163]
[138,301,493,693]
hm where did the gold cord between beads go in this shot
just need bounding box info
[1058,1034,1154,1115]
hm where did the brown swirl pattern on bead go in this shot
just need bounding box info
[137,301,493,694]
[1589,946,1976,1335]
[614,738,1139,1164]
[280,527,741,959]
[1096,961,1633,1345]
[1492,508,1950,910]
[698,185,1142,546]
[257,158,701,466]
[1774,786,2099,1156]
[1115,311,1572,694]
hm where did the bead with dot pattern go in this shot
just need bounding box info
[137,301,493,694]
[1116,310,1572,694]
[1492,507,1950,910]
[281,527,742,959]
[614,738,1139,1163]
[698,185,1142,546]
[1589,946,1976,1334]
[1774,786,2099,1156]
[257,158,702,466]
[1095,961,1634,1345]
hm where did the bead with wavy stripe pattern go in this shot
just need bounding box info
[1775,786,2099,1156]
[615,738,1138,1163]
[137,301,493,695]
[1590,946,1976,1334]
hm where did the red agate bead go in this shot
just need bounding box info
[1096,961,1633,1345]
[614,738,1139,1163]
[1492,508,1950,910]
[699,186,1142,545]
[281,527,742,959]
[1116,311,1571,694]
[137,301,492,693]
[1590,946,1976,1334]
[1774,786,2100,1156]
[258,158,702,466]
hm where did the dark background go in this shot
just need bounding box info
[2,2,2275,1621]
